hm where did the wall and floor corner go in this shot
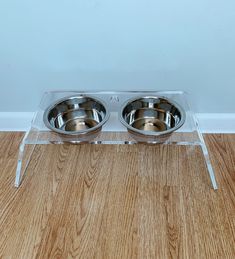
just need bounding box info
[0,112,235,133]
[0,1,235,133]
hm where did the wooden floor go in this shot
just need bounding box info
[0,133,235,259]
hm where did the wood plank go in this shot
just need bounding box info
[0,133,234,258]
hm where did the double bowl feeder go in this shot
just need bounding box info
[43,95,186,143]
[14,90,218,190]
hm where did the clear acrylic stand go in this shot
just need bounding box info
[15,90,218,189]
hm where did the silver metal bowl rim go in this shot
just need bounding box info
[119,95,186,137]
[43,94,110,136]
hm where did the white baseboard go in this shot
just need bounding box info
[0,112,234,133]
[196,113,235,133]
[0,112,34,131]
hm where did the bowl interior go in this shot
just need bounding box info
[122,97,183,133]
[46,96,107,133]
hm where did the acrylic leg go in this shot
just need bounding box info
[200,143,218,190]
[15,136,36,188]
[193,113,218,190]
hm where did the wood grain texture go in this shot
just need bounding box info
[0,132,235,258]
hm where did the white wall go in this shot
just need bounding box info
[0,0,235,112]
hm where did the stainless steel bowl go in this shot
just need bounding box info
[119,96,186,142]
[43,95,109,141]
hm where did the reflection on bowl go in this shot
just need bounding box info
[119,96,186,143]
[43,95,109,142]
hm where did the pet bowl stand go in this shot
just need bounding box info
[15,90,218,190]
